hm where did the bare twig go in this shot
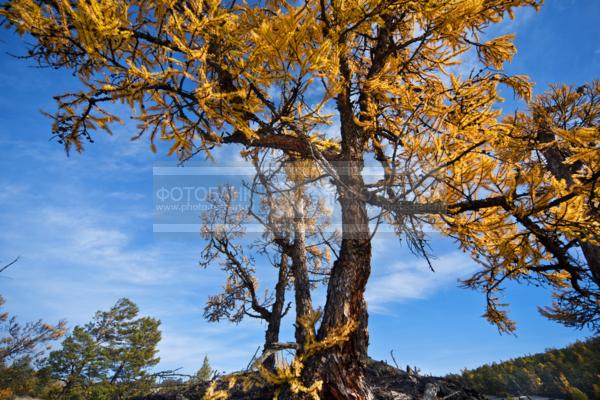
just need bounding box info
[389,349,399,369]
[0,256,20,273]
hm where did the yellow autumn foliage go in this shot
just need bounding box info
[6,0,595,334]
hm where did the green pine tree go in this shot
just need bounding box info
[45,298,161,400]
[193,355,214,383]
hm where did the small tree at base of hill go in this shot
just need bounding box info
[0,293,66,399]
[193,355,214,383]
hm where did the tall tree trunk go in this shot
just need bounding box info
[309,159,373,400]
[303,91,373,398]
[581,244,600,285]
[291,192,314,350]
[264,253,289,370]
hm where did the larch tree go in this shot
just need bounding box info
[0,257,66,365]
[200,152,333,370]
[200,183,294,370]
[427,81,600,334]
[3,0,598,398]
[0,258,66,399]
[481,82,599,330]
[0,295,66,392]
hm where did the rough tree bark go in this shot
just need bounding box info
[311,164,372,399]
[535,122,600,285]
[302,87,374,399]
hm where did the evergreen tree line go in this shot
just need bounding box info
[0,297,214,400]
[453,336,600,399]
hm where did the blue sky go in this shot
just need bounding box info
[0,0,598,377]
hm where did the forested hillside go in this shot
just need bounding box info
[455,337,600,399]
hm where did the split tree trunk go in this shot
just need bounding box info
[302,95,374,398]
[308,160,373,400]
[291,194,314,350]
[264,253,289,370]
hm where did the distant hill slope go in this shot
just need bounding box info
[452,336,599,399]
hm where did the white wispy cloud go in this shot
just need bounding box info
[366,251,477,313]
[106,191,146,201]
[1,203,175,285]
